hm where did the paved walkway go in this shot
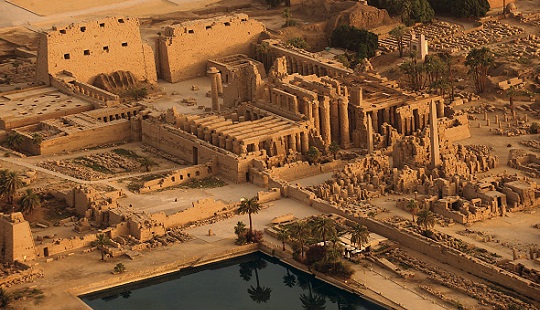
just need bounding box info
[352,267,447,310]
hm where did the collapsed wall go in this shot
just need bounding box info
[36,17,157,85]
[157,14,265,83]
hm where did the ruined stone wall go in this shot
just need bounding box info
[161,198,227,229]
[157,14,265,82]
[36,17,157,85]
[139,160,217,193]
[268,161,341,182]
[35,234,96,258]
[0,213,37,263]
[36,120,132,155]
[0,104,93,131]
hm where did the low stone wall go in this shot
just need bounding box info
[268,160,341,182]
[139,160,217,193]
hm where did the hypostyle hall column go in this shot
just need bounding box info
[383,108,390,125]
[312,101,320,131]
[367,114,374,154]
[338,98,350,148]
[320,98,332,145]
[300,132,309,154]
[207,67,220,112]
[371,110,379,134]
[288,134,296,152]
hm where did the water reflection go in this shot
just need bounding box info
[239,258,272,303]
[82,252,384,310]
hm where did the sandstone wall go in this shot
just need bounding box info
[36,120,132,155]
[35,234,96,258]
[0,104,93,130]
[139,160,217,193]
[157,14,265,82]
[36,17,157,85]
[268,160,341,181]
[162,198,227,229]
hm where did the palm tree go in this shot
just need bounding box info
[389,24,406,58]
[416,208,435,231]
[283,268,296,288]
[6,132,24,151]
[328,141,340,160]
[234,221,247,237]
[464,47,494,94]
[238,197,262,241]
[94,233,111,260]
[289,221,309,258]
[312,216,337,249]
[19,188,41,214]
[276,227,289,251]
[0,170,22,206]
[406,199,420,222]
[350,224,369,250]
[139,157,156,172]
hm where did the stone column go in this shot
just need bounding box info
[312,101,320,131]
[371,110,379,133]
[288,134,296,153]
[211,133,218,146]
[367,114,374,154]
[338,98,350,148]
[218,135,226,149]
[429,100,441,168]
[330,99,340,143]
[300,132,309,154]
[383,108,390,125]
[291,97,298,113]
[216,72,223,95]
[225,138,233,152]
[207,67,220,111]
[437,101,445,118]
[320,98,332,145]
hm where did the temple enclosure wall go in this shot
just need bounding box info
[299,192,540,301]
[157,14,265,82]
[36,17,157,85]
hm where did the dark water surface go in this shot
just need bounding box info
[81,252,387,310]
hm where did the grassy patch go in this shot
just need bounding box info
[184,177,226,189]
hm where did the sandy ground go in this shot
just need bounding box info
[7,0,133,16]
[0,0,218,28]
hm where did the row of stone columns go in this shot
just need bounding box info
[271,89,298,112]
[245,131,309,156]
